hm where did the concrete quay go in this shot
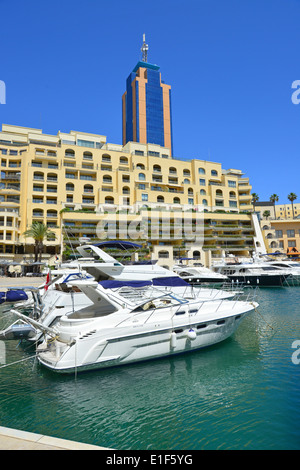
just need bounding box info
[0,276,44,291]
[0,426,110,450]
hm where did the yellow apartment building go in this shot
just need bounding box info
[0,124,260,267]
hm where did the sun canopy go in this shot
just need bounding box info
[100,280,152,289]
[99,276,189,289]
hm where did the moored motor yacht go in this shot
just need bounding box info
[10,279,258,374]
[212,258,291,287]
[173,263,228,285]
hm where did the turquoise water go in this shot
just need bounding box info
[0,287,300,450]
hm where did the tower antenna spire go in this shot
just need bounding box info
[141,34,149,62]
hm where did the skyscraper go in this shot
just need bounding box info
[122,35,173,155]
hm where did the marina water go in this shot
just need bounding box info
[0,287,300,450]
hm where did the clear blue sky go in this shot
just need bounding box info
[1,0,299,204]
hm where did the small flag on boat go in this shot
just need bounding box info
[45,269,52,291]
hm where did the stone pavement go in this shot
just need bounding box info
[0,426,109,450]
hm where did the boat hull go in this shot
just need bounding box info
[228,274,288,287]
[37,309,252,374]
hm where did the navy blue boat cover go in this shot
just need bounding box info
[0,289,28,304]
[99,277,189,289]
[152,276,189,287]
[100,280,152,289]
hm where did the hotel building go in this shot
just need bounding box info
[0,124,261,267]
[0,39,264,267]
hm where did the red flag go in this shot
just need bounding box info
[45,269,51,291]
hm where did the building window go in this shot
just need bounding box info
[287,230,295,237]
[275,230,283,238]
[211,169,218,176]
[199,179,206,186]
[200,189,206,195]
[65,149,75,158]
[158,250,169,258]
[288,240,296,247]
[229,201,237,207]
[202,199,208,206]
[198,168,205,174]
[228,180,236,188]
[188,198,194,205]
[142,193,148,201]
[138,173,146,181]
[138,184,145,190]
[83,151,93,160]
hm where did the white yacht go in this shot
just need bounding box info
[0,243,242,344]
[10,279,258,374]
[173,263,228,285]
[252,255,300,285]
[212,257,291,287]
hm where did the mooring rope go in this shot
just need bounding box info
[251,302,274,331]
[0,354,37,369]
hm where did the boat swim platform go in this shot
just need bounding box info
[0,426,110,450]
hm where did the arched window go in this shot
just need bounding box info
[157,195,164,203]
[66,183,74,191]
[198,168,205,174]
[202,199,208,206]
[183,178,190,184]
[183,169,190,176]
[47,209,57,218]
[102,153,111,162]
[188,188,193,195]
[136,163,145,170]
[229,191,236,198]
[122,186,130,194]
[138,173,145,180]
[216,189,223,196]
[158,250,169,259]
[83,151,93,160]
[211,169,218,176]
[103,174,112,183]
[84,184,93,193]
[47,173,57,182]
[193,250,201,260]
[169,167,177,175]
[200,189,206,195]
[33,171,44,181]
[173,197,181,204]
[65,149,75,158]
[32,209,44,217]
[120,156,128,164]
[104,196,114,204]
[153,164,161,172]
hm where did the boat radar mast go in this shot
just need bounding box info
[141,34,149,62]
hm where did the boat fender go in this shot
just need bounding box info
[170,332,177,348]
[186,328,196,341]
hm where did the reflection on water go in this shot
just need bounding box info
[0,288,300,449]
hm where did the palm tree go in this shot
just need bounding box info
[23,222,56,263]
[270,194,279,219]
[263,210,271,219]
[287,192,297,218]
[251,193,259,211]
